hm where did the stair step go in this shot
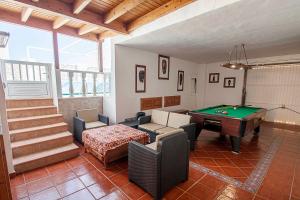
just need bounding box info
[12,132,74,158]
[7,106,58,119]
[6,98,53,109]
[8,114,64,130]
[13,144,79,173]
[10,122,69,142]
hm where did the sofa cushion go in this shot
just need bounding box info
[146,142,157,151]
[155,127,183,135]
[139,123,166,132]
[155,130,183,143]
[167,112,191,128]
[151,110,169,126]
[86,121,107,129]
[77,109,98,123]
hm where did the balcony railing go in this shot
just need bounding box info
[56,69,110,98]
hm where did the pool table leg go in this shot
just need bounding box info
[230,136,241,153]
[254,126,260,136]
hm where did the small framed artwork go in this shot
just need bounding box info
[135,65,146,93]
[177,70,184,91]
[209,73,220,83]
[158,55,170,79]
[224,77,236,88]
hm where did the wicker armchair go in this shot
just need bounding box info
[128,132,189,200]
[73,108,109,143]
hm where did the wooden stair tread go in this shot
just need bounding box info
[9,122,68,135]
[7,106,56,111]
[11,131,72,148]
[8,114,63,122]
[13,144,79,166]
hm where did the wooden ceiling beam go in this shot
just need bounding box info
[127,0,194,32]
[98,31,119,40]
[21,7,33,22]
[10,0,127,34]
[0,8,98,41]
[78,24,98,35]
[53,16,70,29]
[73,0,92,14]
[104,0,146,24]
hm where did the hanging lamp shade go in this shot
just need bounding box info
[0,31,10,48]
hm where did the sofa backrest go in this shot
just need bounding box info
[76,109,98,123]
[151,110,169,126]
[167,112,191,128]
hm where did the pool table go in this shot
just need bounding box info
[189,105,266,153]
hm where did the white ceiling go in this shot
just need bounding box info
[118,0,300,63]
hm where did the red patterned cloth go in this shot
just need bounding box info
[83,124,149,158]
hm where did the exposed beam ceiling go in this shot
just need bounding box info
[73,0,92,14]
[0,8,98,41]
[53,16,70,29]
[78,24,99,35]
[128,0,194,32]
[21,6,33,22]
[11,0,127,34]
[104,0,146,24]
[99,31,119,40]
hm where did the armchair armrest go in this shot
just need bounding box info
[73,117,86,144]
[125,117,137,122]
[180,123,196,150]
[98,114,109,125]
[138,115,151,125]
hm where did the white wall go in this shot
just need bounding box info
[198,54,300,125]
[114,45,200,123]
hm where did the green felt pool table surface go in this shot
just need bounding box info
[192,105,262,119]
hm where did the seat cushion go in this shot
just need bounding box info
[155,127,183,135]
[155,129,184,142]
[146,142,157,151]
[86,121,107,129]
[151,110,169,126]
[167,112,191,128]
[77,109,98,123]
[139,123,166,132]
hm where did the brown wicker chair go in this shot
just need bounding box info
[128,132,189,200]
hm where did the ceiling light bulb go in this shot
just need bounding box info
[231,65,236,68]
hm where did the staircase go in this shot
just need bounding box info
[6,98,79,173]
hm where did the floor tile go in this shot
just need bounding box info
[88,180,116,199]
[177,193,200,200]
[199,175,227,190]
[110,170,129,187]
[47,161,71,175]
[29,187,60,200]
[56,178,85,197]
[10,174,25,186]
[163,187,184,200]
[63,189,95,200]
[66,156,87,168]
[23,168,48,183]
[120,182,145,199]
[187,182,219,199]
[11,184,28,200]
[79,170,106,187]
[221,167,246,178]
[72,162,95,176]
[50,170,77,185]
[26,176,54,196]
[99,189,128,200]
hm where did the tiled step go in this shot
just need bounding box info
[13,144,79,173]
[7,106,57,119]
[6,98,53,109]
[10,122,69,142]
[8,114,64,130]
[12,132,74,158]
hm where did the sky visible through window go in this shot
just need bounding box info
[0,22,99,72]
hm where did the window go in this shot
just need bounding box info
[0,22,54,63]
[57,33,99,72]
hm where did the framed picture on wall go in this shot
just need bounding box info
[135,65,146,93]
[177,70,184,91]
[209,73,220,83]
[158,55,170,79]
[224,77,236,88]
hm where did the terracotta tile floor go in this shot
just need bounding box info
[10,123,300,200]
